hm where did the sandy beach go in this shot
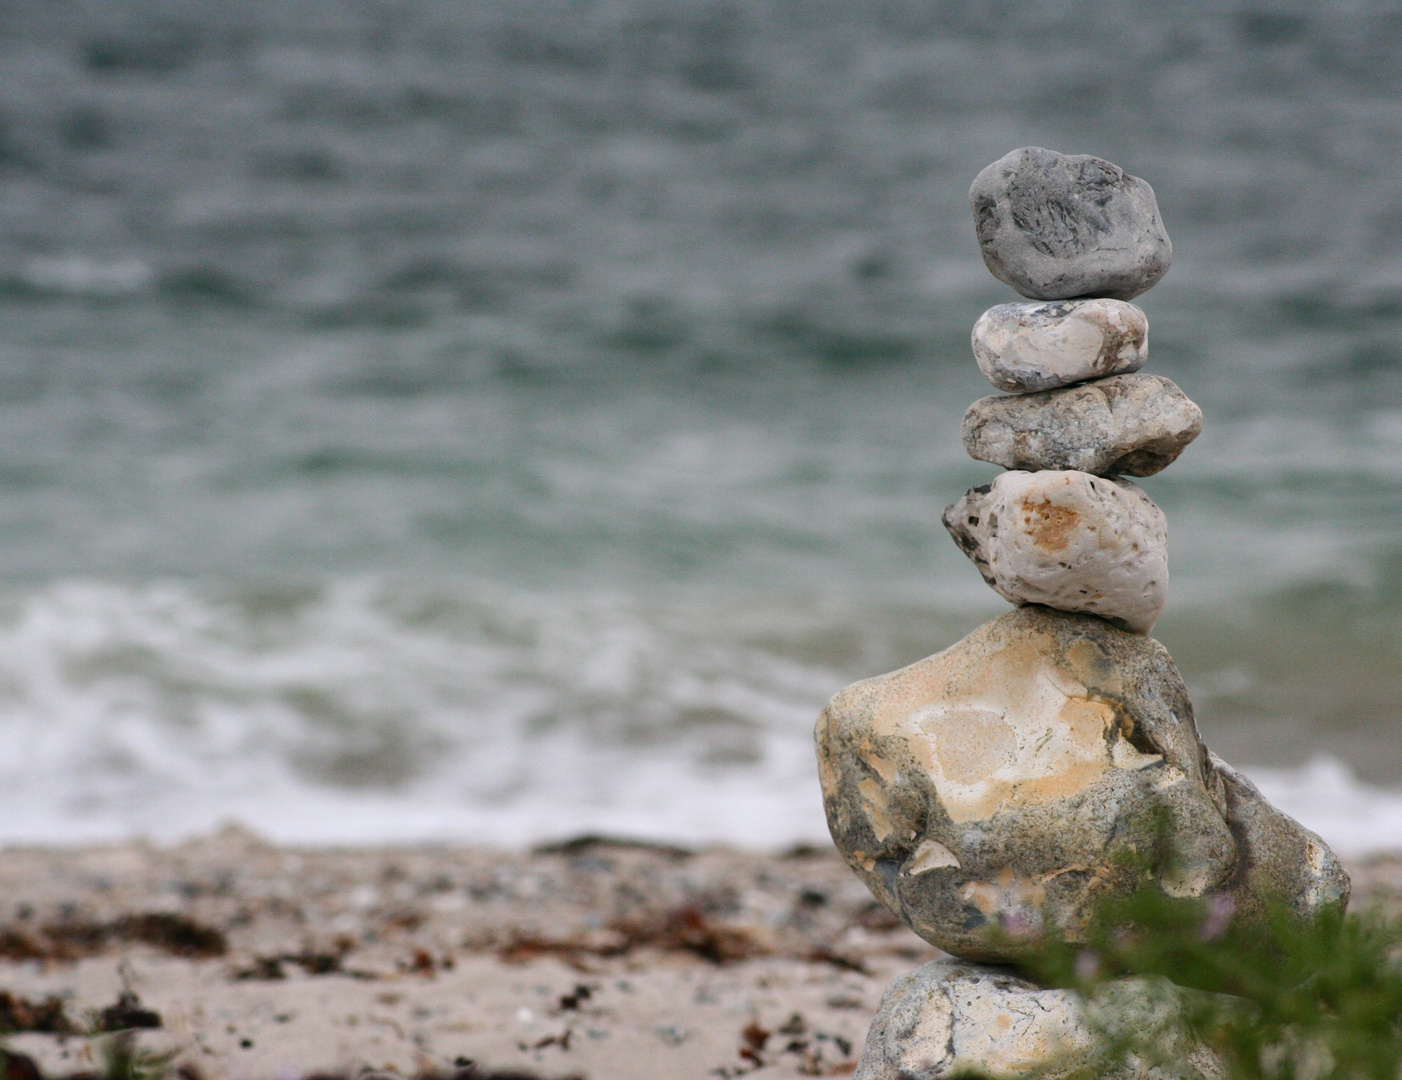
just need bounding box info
[0,826,946,1080]
[2,827,1399,1080]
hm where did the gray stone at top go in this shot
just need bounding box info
[970,147,1172,301]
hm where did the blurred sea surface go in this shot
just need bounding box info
[1,0,1400,852]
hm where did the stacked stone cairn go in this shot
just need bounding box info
[814,148,1352,1079]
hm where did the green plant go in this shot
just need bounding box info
[1018,885,1402,1080]
[94,1033,177,1080]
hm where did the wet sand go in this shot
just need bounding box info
[1,827,1397,1080]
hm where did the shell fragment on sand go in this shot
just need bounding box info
[943,470,1168,634]
[962,373,1203,477]
[814,607,1350,967]
[970,146,1172,301]
[971,298,1148,394]
[854,959,1225,1080]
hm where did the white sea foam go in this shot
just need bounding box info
[0,577,853,849]
[0,578,1398,856]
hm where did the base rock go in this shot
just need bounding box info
[855,958,1225,1080]
[815,607,1349,965]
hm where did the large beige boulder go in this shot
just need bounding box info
[814,607,1349,965]
[944,470,1168,634]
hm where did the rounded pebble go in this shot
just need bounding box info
[970,146,1172,301]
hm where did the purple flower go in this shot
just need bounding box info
[1200,893,1236,941]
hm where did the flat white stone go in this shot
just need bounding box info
[962,372,1203,476]
[971,298,1147,394]
[943,470,1167,634]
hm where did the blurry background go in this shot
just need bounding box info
[0,0,1399,851]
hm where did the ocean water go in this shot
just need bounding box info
[0,0,1399,853]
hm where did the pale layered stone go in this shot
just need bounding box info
[814,606,1350,966]
[944,470,1168,634]
[962,373,1203,476]
[971,299,1147,393]
[855,959,1224,1080]
[971,147,1172,301]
